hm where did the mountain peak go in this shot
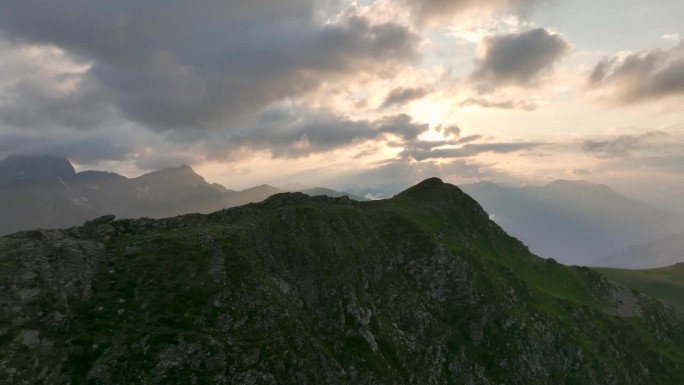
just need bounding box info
[163,164,196,174]
[139,164,200,178]
[395,177,449,197]
[416,177,445,187]
[394,177,486,215]
[0,154,76,186]
[1,154,74,169]
[133,164,209,189]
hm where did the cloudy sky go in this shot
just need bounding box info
[1,0,683,206]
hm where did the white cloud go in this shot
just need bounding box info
[662,33,681,42]
[447,15,535,43]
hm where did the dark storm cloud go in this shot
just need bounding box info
[0,76,110,129]
[404,0,540,24]
[395,133,482,153]
[581,131,669,159]
[0,131,40,155]
[209,109,430,159]
[31,136,134,164]
[454,134,483,144]
[375,114,428,141]
[460,97,537,110]
[379,87,430,109]
[470,28,570,89]
[587,44,684,104]
[437,124,461,137]
[134,153,201,172]
[0,129,135,165]
[0,1,420,130]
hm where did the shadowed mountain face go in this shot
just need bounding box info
[2,178,684,384]
[0,154,77,187]
[0,155,360,236]
[461,180,684,266]
[0,155,97,235]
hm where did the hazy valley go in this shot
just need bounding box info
[462,181,684,267]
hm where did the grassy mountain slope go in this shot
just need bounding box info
[595,263,684,310]
[2,178,684,384]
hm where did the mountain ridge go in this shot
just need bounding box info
[2,179,684,384]
[0,154,362,236]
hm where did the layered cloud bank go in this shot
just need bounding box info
[0,0,682,208]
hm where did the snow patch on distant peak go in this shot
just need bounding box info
[57,176,69,188]
[136,185,150,195]
[71,197,91,209]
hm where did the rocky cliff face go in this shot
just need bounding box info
[2,178,684,384]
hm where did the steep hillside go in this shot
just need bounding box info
[2,178,684,384]
[594,232,684,269]
[595,263,684,310]
[461,180,684,266]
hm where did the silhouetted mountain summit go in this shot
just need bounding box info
[399,176,445,192]
[138,164,200,179]
[396,177,479,210]
[0,154,76,186]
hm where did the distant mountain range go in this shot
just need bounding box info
[3,154,684,268]
[594,231,684,269]
[0,154,361,236]
[461,180,684,266]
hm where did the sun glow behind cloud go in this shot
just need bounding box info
[0,0,683,208]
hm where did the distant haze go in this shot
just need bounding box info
[596,232,684,269]
[462,180,684,266]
